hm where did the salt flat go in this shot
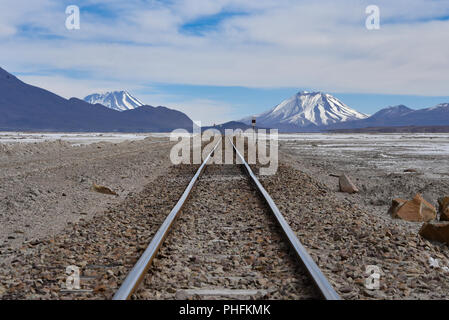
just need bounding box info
[0,132,152,145]
[280,133,449,180]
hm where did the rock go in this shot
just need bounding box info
[438,197,449,221]
[442,210,449,222]
[404,169,418,173]
[339,174,359,194]
[175,290,188,300]
[363,289,387,299]
[258,278,268,286]
[419,221,449,245]
[0,285,6,297]
[339,285,353,293]
[92,183,118,196]
[167,287,176,294]
[390,194,436,222]
[94,284,106,293]
[388,198,407,216]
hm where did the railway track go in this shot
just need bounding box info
[113,137,340,300]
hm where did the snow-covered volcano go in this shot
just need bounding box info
[84,91,144,111]
[242,91,368,131]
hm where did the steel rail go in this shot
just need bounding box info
[113,141,221,300]
[228,137,341,300]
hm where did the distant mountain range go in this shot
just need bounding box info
[1,65,448,133]
[236,91,449,133]
[326,103,449,130]
[84,91,144,111]
[202,121,268,133]
[0,67,193,132]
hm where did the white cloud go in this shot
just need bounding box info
[0,24,16,37]
[1,0,449,99]
[17,74,141,99]
[137,93,236,126]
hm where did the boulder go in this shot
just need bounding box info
[419,221,449,245]
[438,197,449,221]
[389,194,436,222]
[339,174,359,194]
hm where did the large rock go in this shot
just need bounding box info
[438,197,449,221]
[389,194,436,222]
[419,221,449,245]
[339,174,359,193]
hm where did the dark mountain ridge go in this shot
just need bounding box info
[0,67,193,132]
[327,104,449,131]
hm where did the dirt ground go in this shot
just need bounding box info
[0,137,173,260]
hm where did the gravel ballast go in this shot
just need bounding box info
[1,137,449,300]
[135,164,319,300]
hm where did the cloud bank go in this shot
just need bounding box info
[1,0,449,123]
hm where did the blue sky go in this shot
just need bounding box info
[1,0,449,124]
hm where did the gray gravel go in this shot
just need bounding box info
[0,164,198,299]
[134,164,319,300]
[258,162,449,299]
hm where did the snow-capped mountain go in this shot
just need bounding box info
[0,67,194,132]
[84,91,144,111]
[241,91,368,131]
